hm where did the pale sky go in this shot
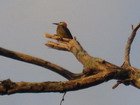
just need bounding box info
[0,0,140,105]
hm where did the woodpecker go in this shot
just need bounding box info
[53,22,73,39]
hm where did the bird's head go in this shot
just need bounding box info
[53,22,67,27]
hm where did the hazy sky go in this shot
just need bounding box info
[0,0,140,105]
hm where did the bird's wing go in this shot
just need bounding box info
[63,27,73,39]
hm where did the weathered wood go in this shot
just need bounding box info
[0,23,140,95]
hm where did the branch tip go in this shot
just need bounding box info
[123,23,140,67]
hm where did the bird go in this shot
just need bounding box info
[53,22,73,39]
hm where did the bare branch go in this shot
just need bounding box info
[1,22,140,94]
[123,23,140,66]
[0,70,118,95]
[60,92,66,105]
[45,33,92,67]
[45,33,71,42]
[46,41,69,51]
[0,47,82,80]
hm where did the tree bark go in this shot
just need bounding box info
[0,23,140,95]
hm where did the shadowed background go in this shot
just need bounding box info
[0,0,140,105]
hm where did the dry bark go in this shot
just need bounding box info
[0,23,140,95]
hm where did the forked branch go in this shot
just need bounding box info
[0,23,140,95]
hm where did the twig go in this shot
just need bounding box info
[60,92,66,105]
[131,25,134,30]
[112,81,122,89]
[123,23,140,66]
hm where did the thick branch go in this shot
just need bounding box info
[45,32,140,89]
[0,70,118,95]
[123,23,140,66]
[0,47,82,80]
[45,34,101,68]
[45,34,123,74]
[1,22,140,94]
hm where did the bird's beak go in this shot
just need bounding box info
[53,23,59,25]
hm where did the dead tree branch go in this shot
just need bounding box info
[123,23,140,67]
[0,70,119,95]
[0,23,140,95]
[0,47,82,80]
